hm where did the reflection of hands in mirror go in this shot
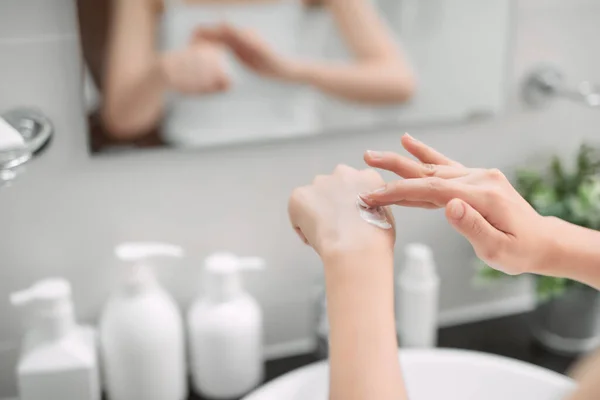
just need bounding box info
[160,37,231,94]
[194,24,299,82]
[288,165,395,259]
[361,134,549,276]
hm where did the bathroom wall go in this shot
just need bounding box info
[1,0,600,396]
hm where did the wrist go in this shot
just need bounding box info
[321,239,394,281]
[534,216,567,275]
[284,59,315,84]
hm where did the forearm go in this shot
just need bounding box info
[323,246,407,400]
[102,59,166,138]
[326,0,399,61]
[102,0,165,138]
[293,61,414,103]
[539,217,600,289]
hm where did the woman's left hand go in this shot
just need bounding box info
[360,134,549,276]
[194,24,300,81]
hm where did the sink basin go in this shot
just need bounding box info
[244,348,576,400]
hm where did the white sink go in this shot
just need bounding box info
[244,349,576,400]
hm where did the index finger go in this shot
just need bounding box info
[402,133,463,167]
[360,178,483,209]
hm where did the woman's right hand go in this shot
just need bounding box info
[159,38,231,95]
[360,134,554,276]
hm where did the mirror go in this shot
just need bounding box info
[78,0,512,154]
[0,108,54,186]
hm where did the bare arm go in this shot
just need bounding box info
[287,166,407,400]
[102,0,166,139]
[324,246,407,400]
[362,134,600,290]
[541,218,600,289]
[295,0,415,103]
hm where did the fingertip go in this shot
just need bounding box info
[358,189,386,207]
[363,150,380,166]
[446,198,465,221]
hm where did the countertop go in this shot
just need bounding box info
[187,312,580,400]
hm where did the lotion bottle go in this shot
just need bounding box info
[99,242,187,400]
[11,278,100,400]
[188,252,265,399]
[396,243,440,348]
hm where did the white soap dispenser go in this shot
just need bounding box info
[188,252,265,399]
[99,242,187,400]
[11,278,101,400]
[396,243,440,348]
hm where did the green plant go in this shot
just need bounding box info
[477,144,600,300]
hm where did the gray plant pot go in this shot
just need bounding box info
[531,283,600,355]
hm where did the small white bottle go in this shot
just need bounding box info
[11,278,101,400]
[188,252,265,399]
[397,243,440,348]
[99,242,187,400]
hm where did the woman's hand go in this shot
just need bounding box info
[361,134,552,275]
[159,37,231,94]
[288,165,395,260]
[195,24,300,81]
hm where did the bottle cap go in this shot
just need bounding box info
[203,252,264,301]
[402,243,438,282]
[115,242,184,291]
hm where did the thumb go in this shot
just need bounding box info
[445,199,506,262]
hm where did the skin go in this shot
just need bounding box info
[288,165,407,400]
[361,134,600,289]
[290,134,600,399]
[102,0,415,138]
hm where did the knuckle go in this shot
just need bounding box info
[362,168,382,180]
[289,187,304,204]
[333,164,351,175]
[482,187,502,204]
[487,168,505,181]
[421,163,437,177]
[312,174,327,185]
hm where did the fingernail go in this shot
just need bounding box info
[366,150,383,160]
[404,132,416,141]
[360,187,386,199]
[448,200,465,220]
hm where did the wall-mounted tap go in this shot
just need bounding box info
[0,108,53,188]
[522,65,600,109]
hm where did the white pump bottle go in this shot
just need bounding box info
[397,243,440,348]
[11,278,100,400]
[188,252,265,399]
[99,242,187,400]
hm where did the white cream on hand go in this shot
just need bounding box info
[356,195,392,230]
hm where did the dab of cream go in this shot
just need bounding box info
[356,196,392,230]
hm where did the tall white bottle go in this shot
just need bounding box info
[11,278,101,400]
[397,243,440,348]
[188,252,265,399]
[100,242,187,400]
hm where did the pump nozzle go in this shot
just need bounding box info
[10,279,76,340]
[115,242,184,292]
[203,253,265,301]
[10,278,72,308]
[205,253,265,274]
[115,242,184,261]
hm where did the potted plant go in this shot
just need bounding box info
[478,144,600,355]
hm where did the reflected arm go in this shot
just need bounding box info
[101,0,166,139]
[293,0,415,104]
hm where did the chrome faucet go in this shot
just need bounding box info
[0,108,53,188]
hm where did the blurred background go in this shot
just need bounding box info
[1,0,600,399]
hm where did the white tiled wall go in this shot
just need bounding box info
[1,0,600,396]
